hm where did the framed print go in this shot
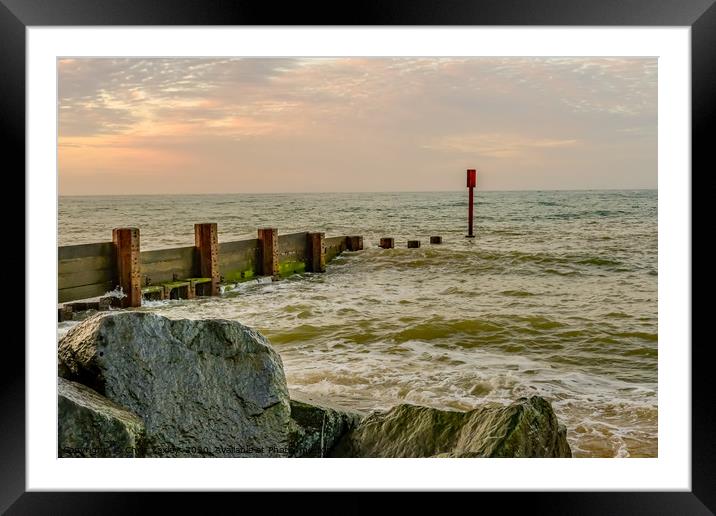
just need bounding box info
[4,0,711,512]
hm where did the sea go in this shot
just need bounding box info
[58,190,658,458]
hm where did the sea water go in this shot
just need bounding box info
[58,190,658,457]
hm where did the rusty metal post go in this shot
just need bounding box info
[466,169,476,238]
[194,223,220,296]
[58,305,73,322]
[112,227,141,308]
[307,232,326,273]
[347,236,363,251]
[379,237,394,249]
[258,228,279,279]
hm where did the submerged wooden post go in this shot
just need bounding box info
[379,237,394,249]
[430,236,442,244]
[58,305,73,322]
[346,236,363,251]
[194,223,220,296]
[258,228,279,279]
[467,169,476,238]
[307,232,326,273]
[112,227,141,308]
[407,240,421,248]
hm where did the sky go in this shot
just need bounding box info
[58,57,657,195]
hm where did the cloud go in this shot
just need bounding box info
[58,57,657,194]
[425,133,580,158]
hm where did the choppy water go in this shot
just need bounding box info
[59,190,658,457]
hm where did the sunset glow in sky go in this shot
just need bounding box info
[58,57,657,195]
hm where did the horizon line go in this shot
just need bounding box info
[59,187,657,197]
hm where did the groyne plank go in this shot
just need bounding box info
[278,232,308,262]
[59,281,114,303]
[140,246,195,285]
[219,238,260,283]
[58,242,114,261]
[58,255,114,275]
[278,231,308,276]
[325,236,347,263]
[59,268,114,291]
[58,242,117,302]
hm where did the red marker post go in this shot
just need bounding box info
[466,169,476,238]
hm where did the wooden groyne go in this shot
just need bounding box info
[58,224,364,309]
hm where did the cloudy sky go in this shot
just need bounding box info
[58,57,657,195]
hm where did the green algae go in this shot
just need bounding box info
[279,260,306,277]
[221,268,256,284]
[161,281,190,289]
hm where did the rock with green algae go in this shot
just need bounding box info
[329,396,571,458]
[58,377,146,457]
[58,312,290,457]
[288,392,364,457]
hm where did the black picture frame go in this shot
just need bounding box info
[4,0,709,512]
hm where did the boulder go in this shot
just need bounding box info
[330,396,571,458]
[58,312,290,457]
[288,392,364,457]
[58,377,146,457]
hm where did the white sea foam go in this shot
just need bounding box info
[103,286,127,299]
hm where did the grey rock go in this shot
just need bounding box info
[330,396,572,458]
[58,377,146,458]
[288,392,363,457]
[58,312,290,457]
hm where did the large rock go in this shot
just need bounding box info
[288,392,363,457]
[58,312,290,457]
[58,377,146,457]
[330,396,571,458]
